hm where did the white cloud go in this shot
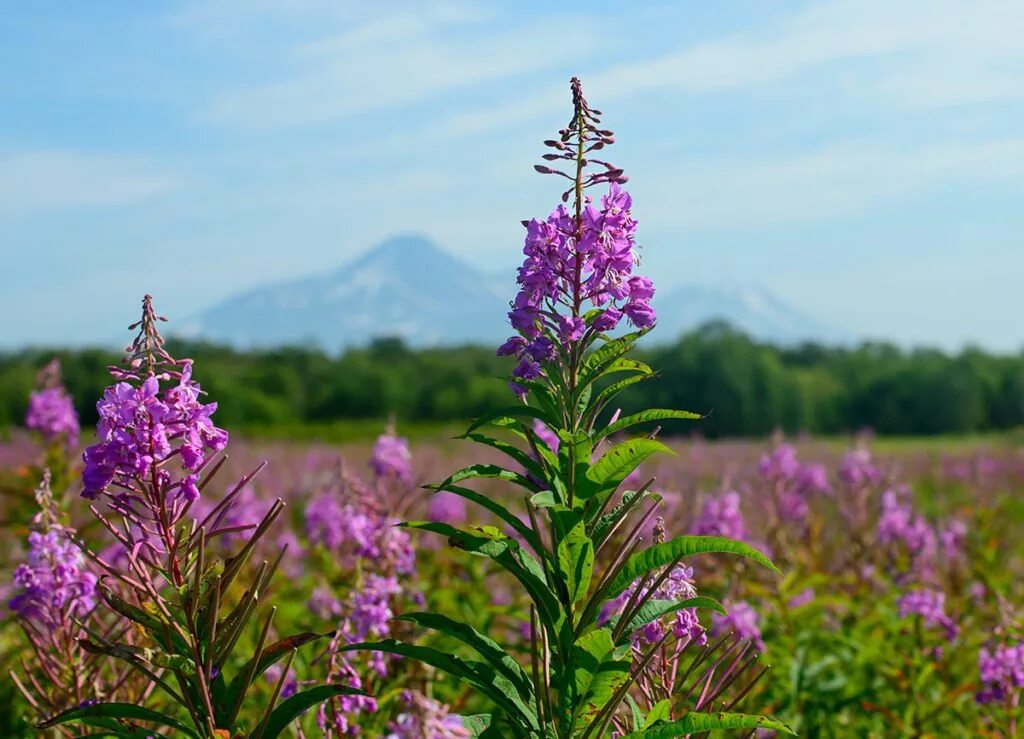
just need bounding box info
[641,136,1024,230]
[0,150,178,215]
[198,4,591,130]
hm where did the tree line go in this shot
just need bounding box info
[1,322,1022,438]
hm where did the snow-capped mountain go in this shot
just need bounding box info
[653,284,850,346]
[178,235,511,350]
[180,235,848,351]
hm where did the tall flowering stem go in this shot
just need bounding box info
[7,471,149,730]
[345,79,789,738]
[34,296,363,738]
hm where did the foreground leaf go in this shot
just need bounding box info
[621,710,795,737]
[607,536,779,599]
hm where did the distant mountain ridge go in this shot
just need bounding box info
[178,235,849,350]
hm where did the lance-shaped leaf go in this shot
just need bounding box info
[577,439,672,502]
[556,522,594,605]
[607,537,779,599]
[425,483,544,554]
[594,409,702,441]
[439,464,542,494]
[567,627,630,730]
[590,489,660,548]
[605,597,726,644]
[222,631,334,718]
[460,432,549,482]
[466,405,559,436]
[36,703,200,738]
[397,612,535,698]
[338,640,540,732]
[585,373,654,428]
[403,522,564,633]
[250,684,370,739]
[577,331,647,391]
[620,711,795,737]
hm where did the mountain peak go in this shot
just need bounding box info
[180,236,850,351]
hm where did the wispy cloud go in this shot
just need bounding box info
[197,4,593,131]
[642,136,1024,230]
[0,151,179,216]
[442,0,1024,137]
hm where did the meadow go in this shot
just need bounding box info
[1,78,1021,738]
[3,423,1022,736]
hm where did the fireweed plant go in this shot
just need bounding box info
[33,296,364,738]
[342,79,792,737]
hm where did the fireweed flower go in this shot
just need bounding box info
[898,587,959,641]
[386,690,470,738]
[976,642,1024,704]
[712,600,766,652]
[496,83,655,394]
[758,443,830,523]
[691,490,747,541]
[8,473,96,633]
[838,447,884,488]
[25,360,80,447]
[603,559,707,648]
[877,487,939,577]
[371,427,413,483]
[81,300,228,507]
[428,490,467,525]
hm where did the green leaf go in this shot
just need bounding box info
[585,373,653,427]
[224,631,334,719]
[339,640,539,731]
[427,484,544,554]
[461,714,494,738]
[440,464,542,494]
[590,489,660,548]
[403,522,563,633]
[606,597,725,644]
[578,439,672,502]
[557,522,594,605]
[595,409,702,441]
[621,711,796,737]
[396,612,535,699]
[466,405,558,436]
[461,432,549,482]
[607,536,779,599]
[578,332,646,390]
[36,703,200,738]
[642,699,672,729]
[251,684,369,739]
[568,628,631,732]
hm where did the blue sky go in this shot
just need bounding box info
[2,0,1022,350]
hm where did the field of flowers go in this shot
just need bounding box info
[3,418,1023,736]
[1,78,1021,738]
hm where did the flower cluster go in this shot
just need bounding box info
[26,365,80,446]
[976,642,1024,704]
[838,447,884,488]
[386,690,469,738]
[499,185,656,390]
[371,429,413,483]
[305,486,415,576]
[81,362,228,503]
[613,562,706,647]
[497,80,656,394]
[898,587,958,641]
[877,487,938,574]
[8,527,96,633]
[712,600,765,652]
[758,443,829,522]
[691,490,747,541]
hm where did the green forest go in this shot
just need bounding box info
[2,322,1022,438]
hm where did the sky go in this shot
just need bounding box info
[2,0,1023,351]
